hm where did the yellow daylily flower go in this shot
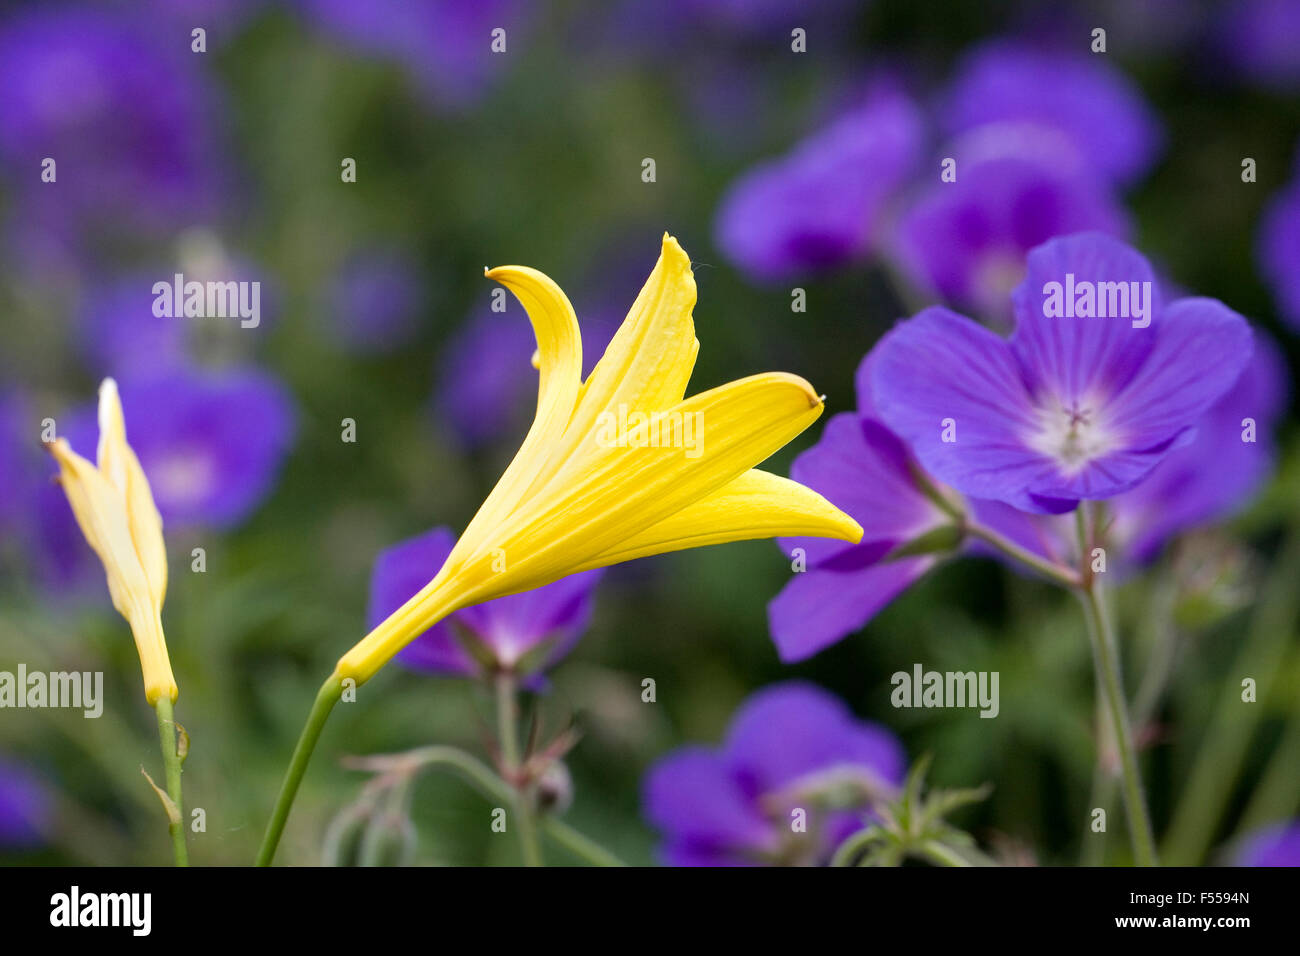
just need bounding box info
[46,379,177,704]
[337,234,861,685]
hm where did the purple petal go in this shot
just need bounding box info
[642,747,774,858]
[1257,178,1300,330]
[1099,298,1255,486]
[1009,233,1160,405]
[714,84,923,282]
[0,758,49,848]
[723,682,907,794]
[870,306,1056,511]
[767,556,935,662]
[778,412,946,567]
[942,39,1163,184]
[1112,330,1288,560]
[893,155,1129,319]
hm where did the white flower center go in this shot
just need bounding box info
[1027,396,1119,474]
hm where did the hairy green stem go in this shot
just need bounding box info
[256,675,343,866]
[154,697,188,866]
[495,673,543,866]
[966,521,1082,590]
[1078,568,1157,866]
[393,745,626,866]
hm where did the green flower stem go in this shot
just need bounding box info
[965,521,1082,590]
[153,697,188,866]
[495,673,543,867]
[918,840,973,867]
[256,674,342,866]
[395,745,626,866]
[1162,529,1300,863]
[1077,564,1158,866]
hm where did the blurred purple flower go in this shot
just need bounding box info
[1257,175,1300,330]
[327,249,425,353]
[58,368,296,529]
[367,526,602,678]
[78,273,189,377]
[714,84,924,282]
[1218,0,1300,89]
[0,7,225,267]
[295,0,527,110]
[643,682,905,866]
[0,758,49,848]
[892,147,1129,321]
[1233,820,1300,865]
[942,39,1163,185]
[870,233,1254,513]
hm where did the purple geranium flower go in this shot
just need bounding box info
[714,83,924,282]
[0,758,49,848]
[0,7,225,268]
[870,233,1254,514]
[1257,174,1300,331]
[295,0,527,110]
[941,39,1163,185]
[57,368,296,529]
[368,526,602,678]
[892,148,1129,321]
[327,249,425,353]
[643,681,905,866]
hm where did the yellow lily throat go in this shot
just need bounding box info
[337,234,863,685]
[47,380,178,704]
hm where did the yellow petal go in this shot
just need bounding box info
[556,234,699,462]
[48,438,177,703]
[96,379,168,606]
[451,372,828,598]
[459,263,583,546]
[574,468,862,569]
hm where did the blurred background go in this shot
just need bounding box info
[1,0,1298,866]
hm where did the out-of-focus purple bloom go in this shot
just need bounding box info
[130,0,268,41]
[367,526,602,678]
[0,8,225,267]
[643,681,905,866]
[871,233,1253,513]
[58,368,296,529]
[942,39,1163,185]
[1233,820,1300,865]
[1218,0,1300,89]
[434,311,538,448]
[0,758,49,848]
[79,274,189,377]
[1110,333,1289,561]
[893,148,1129,321]
[1258,175,1300,330]
[0,392,32,532]
[295,0,527,110]
[327,250,425,353]
[715,84,924,282]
